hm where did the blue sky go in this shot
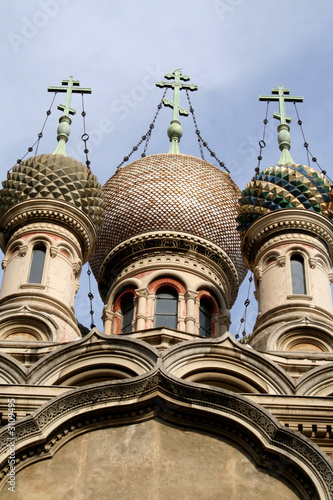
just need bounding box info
[1,0,332,333]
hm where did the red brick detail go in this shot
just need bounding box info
[113,287,136,335]
[197,290,219,314]
[148,277,186,294]
[197,290,219,337]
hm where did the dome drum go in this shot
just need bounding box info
[96,231,240,308]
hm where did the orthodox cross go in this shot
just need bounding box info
[259,84,303,125]
[156,69,198,153]
[259,85,303,165]
[48,76,92,155]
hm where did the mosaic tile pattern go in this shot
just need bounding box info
[90,154,247,283]
[0,154,105,228]
[237,163,333,232]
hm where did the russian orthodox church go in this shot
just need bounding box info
[0,72,332,499]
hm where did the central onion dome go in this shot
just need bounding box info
[90,153,247,291]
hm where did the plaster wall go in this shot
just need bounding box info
[3,419,301,500]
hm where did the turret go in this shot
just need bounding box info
[237,85,333,353]
[0,77,105,342]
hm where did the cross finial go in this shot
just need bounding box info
[48,76,92,155]
[259,85,303,165]
[156,69,198,153]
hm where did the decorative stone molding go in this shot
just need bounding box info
[277,255,286,267]
[18,245,28,258]
[0,368,331,498]
[72,260,82,275]
[50,246,58,258]
[97,232,239,308]
[309,257,317,269]
[0,199,98,263]
[242,209,333,269]
[254,265,262,282]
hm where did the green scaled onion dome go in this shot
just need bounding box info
[237,163,333,232]
[0,154,105,229]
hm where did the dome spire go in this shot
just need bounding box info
[156,69,198,154]
[259,85,303,165]
[48,76,92,156]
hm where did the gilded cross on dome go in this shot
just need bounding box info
[48,76,92,155]
[259,85,303,165]
[156,69,198,154]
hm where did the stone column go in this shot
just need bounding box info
[135,288,149,331]
[102,308,114,336]
[185,290,198,334]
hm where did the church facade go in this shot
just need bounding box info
[0,74,332,499]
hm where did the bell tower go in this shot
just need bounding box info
[0,77,105,342]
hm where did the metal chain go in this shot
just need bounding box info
[185,90,204,159]
[116,90,167,169]
[235,274,253,340]
[294,102,332,183]
[81,93,92,174]
[254,101,269,176]
[185,90,230,173]
[87,264,95,329]
[10,92,57,173]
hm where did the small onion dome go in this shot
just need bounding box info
[237,163,333,232]
[90,154,247,284]
[0,154,105,228]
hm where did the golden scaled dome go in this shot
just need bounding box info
[90,153,247,283]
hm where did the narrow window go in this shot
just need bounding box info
[121,294,134,333]
[199,298,212,337]
[155,287,178,329]
[28,244,46,284]
[291,254,306,294]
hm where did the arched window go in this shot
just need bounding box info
[199,298,212,337]
[155,287,178,329]
[121,294,134,333]
[291,254,306,294]
[28,244,46,284]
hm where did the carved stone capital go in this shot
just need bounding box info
[185,289,199,301]
[135,288,149,299]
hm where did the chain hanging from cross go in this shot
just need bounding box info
[48,76,92,156]
[259,85,303,165]
[156,69,198,154]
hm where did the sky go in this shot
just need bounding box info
[0,0,332,334]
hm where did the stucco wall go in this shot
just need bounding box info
[3,419,300,499]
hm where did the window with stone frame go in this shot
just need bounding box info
[154,286,178,329]
[199,297,213,337]
[290,254,306,295]
[121,293,134,333]
[28,244,46,284]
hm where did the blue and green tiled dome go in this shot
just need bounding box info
[237,163,333,232]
